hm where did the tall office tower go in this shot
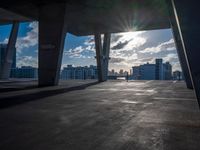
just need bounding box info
[163,62,172,80]
[0,44,16,72]
[155,58,164,80]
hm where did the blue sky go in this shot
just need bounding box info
[0,22,181,72]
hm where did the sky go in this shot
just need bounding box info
[0,21,181,72]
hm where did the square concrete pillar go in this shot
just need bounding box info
[38,4,67,86]
[102,33,111,81]
[0,22,19,79]
[94,33,103,82]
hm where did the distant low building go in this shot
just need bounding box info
[61,65,98,80]
[10,66,38,78]
[140,63,156,80]
[132,66,141,80]
[173,70,183,80]
[108,69,118,76]
[119,69,124,75]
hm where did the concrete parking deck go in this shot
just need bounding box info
[0,80,200,150]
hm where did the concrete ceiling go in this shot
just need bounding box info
[0,0,170,36]
[0,8,32,25]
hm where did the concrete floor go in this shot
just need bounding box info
[0,80,200,150]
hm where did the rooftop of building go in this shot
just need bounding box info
[0,79,200,150]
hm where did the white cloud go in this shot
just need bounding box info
[64,45,94,59]
[85,45,95,52]
[17,56,38,68]
[64,35,96,59]
[16,22,38,53]
[139,38,176,54]
[107,31,147,70]
[0,38,8,44]
[111,31,147,51]
[172,62,181,71]
[83,36,94,46]
[0,22,38,54]
[163,53,178,62]
[65,31,146,60]
[64,46,85,58]
[162,53,181,71]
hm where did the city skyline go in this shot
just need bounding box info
[0,22,180,72]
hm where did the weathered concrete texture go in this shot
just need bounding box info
[38,4,66,86]
[167,0,200,107]
[38,4,67,86]
[0,80,200,150]
[0,8,31,25]
[95,33,111,82]
[0,0,170,36]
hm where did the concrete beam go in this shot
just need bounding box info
[166,0,200,106]
[166,1,193,89]
[0,22,19,79]
[94,33,111,82]
[38,4,67,86]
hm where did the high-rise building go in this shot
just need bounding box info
[163,62,172,80]
[155,58,164,80]
[132,58,172,80]
[0,44,16,72]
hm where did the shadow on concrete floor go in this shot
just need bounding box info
[0,85,38,93]
[0,81,99,109]
[0,80,38,93]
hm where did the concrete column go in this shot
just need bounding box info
[171,26,193,89]
[0,22,19,79]
[94,33,103,82]
[38,4,67,86]
[94,33,111,82]
[166,1,193,89]
[166,0,200,106]
[102,33,111,81]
